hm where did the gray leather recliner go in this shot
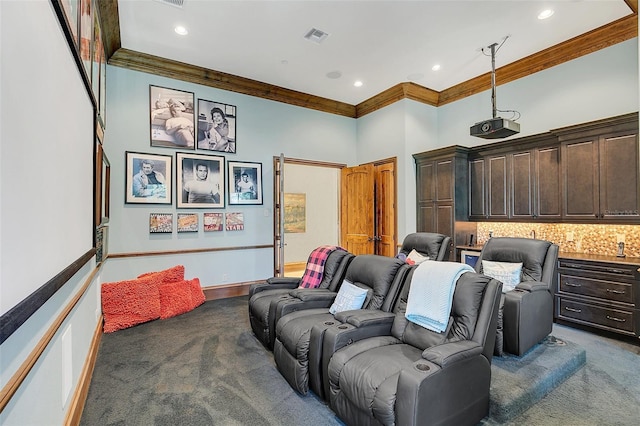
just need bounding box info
[272,255,411,396]
[475,237,559,356]
[397,232,452,261]
[326,271,502,426]
[248,248,354,349]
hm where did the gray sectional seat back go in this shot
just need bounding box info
[398,232,452,261]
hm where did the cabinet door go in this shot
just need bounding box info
[562,139,599,220]
[536,146,562,219]
[468,158,486,218]
[488,155,509,218]
[416,160,434,204]
[435,159,454,202]
[511,151,534,219]
[599,132,640,220]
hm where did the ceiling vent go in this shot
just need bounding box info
[154,0,184,8]
[304,28,330,44]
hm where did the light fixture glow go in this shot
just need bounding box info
[174,25,188,35]
[537,9,554,20]
[431,64,441,71]
[353,80,363,87]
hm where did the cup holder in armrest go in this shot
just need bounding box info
[415,363,431,372]
[324,321,335,326]
[338,325,348,329]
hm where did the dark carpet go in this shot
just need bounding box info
[80,296,639,425]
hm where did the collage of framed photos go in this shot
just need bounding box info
[131,85,263,233]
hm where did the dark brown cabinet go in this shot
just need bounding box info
[555,255,640,339]
[414,146,469,259]
[557,114,639,222]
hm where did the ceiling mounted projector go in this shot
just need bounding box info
[470,117,520,139]
[471,41,520,139]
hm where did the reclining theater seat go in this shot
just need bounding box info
[248,248,354,349]
[475,237,559,356]
[398,232,452,261]
[273,255,410,396]
[326,271,502,426]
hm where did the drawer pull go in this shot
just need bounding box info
[606,315,626,323]
[565,282,581,287]
[565,306,582,313]
[606,289,625,294]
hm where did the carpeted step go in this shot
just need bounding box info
[488,335,586,423]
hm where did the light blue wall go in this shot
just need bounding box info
[103,67,356,284]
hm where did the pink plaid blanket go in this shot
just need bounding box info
[298,245,345,288]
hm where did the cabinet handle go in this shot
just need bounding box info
[565,306,582,313]
[606,315,626,323]
[565,282,581,287]
[606,289,625,294]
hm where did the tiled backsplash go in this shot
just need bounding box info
[476,223,640,258]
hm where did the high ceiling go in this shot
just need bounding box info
[115,0,636,106]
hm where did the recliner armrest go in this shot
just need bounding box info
[514,280,548,292]
[422,340,483,368]
[249,278,299,297]
[289,288,337,301]
[342,310,395,328]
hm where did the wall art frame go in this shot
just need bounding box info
[150,85,196,149]
[203,212,224,232]
[177,213,199,233]
[176,152,225,209]
[125,151,172,205]
[228,161,263,205]
[196,99,237,153]
[149,213,173,233]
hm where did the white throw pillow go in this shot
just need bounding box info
[407,249,430,265]
[482,260,523,293]
[329,280,368,314]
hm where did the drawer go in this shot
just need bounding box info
[558,260,638,279]
[557,298,635,334]
[558,274,633,304]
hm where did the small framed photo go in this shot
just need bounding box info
[177,213,199,232]
[225,212,245,231]
[150,213,173,233]
[150,85,195,149]
[177,152,225,208]
[125,152,172,205]
[204,212,224,232]
[197,99,237,153]
[228,161,263,205]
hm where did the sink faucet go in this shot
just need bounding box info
[530,230,536,239]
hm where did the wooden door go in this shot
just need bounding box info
[511,150,534,219]
[488,155,509,218]
[562,138,599,220]
[375,161,396,257]
[341,164,375,255]
[599,132,640,220]
[535,146,561,219]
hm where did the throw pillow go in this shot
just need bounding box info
[101,277,161,333]
[406,249,429,265]
[482,260,523,293]
[138,265,185,284]
[159,280,193,319]
[188,277,206,310]
[329,280,368,315]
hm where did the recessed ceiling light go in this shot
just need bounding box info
[174,26,188,35]
[326,71,342,79]
[538,9,554,20]
[431,64,441,71]
[354,81,363,88]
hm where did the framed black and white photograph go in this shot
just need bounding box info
[150,85,195,149]
[125,151,172,205]
[177,152,224,209]
[197,99,237,153]
[228,161,263,205]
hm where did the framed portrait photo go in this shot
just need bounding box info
[125,151,172,205]
[228,161,263,205]
[177,152,225,209]
[196,99,237,153]
[150,85,195,149]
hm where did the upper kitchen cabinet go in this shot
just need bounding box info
[556,113,639,222]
